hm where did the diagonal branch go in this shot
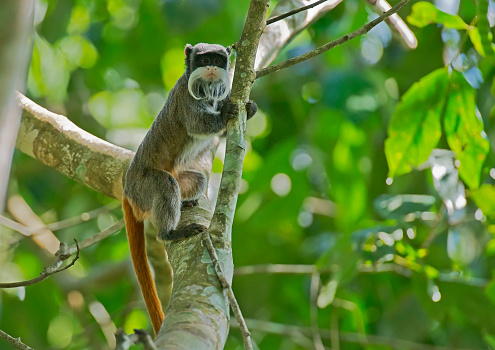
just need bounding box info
[0,329,34,350]
[266,0,329,25]
[256,0,414,78]
[0,240,80,288]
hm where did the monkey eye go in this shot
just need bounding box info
[201,57,209,65]
[214,58,222,65]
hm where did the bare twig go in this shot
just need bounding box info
[7,194,60,255]
[309,273,325,350]
[256,0,413,78]
[0,239,80,288]
[232,318,482,350]
[0,213,124,256]
[46,201,120,231]
[235,263,489,287]
[364,0,417,48]
[202,232,253,350]
[115,329,158,350]
[115,329,132,350]
[0,215,32,236]
[134,329,158,350]
[67,219,125,254]
[267,0,328,25]
[0,329,34,350]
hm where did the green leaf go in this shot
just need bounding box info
[470,184,495,218]
[468,27,486,57]
[444,72,490,189]
[385,68,448,178]
[477,0,495,59]
[58,35,98,69]
[374,194,436,220]
[407,2,468,30]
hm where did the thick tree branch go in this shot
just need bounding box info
[15,92,133,201]
[256,0,413,78]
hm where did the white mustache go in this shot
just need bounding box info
[188,67,230,102]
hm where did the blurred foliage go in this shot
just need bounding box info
[2,0,495,349]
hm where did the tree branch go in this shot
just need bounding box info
[0,329,34,350]
[232,319,480,350]
[15,92,133,201]
[266,0,329,25]
[202,232,252,350]
[0,0,34,214]
[256,0,343,70]
[256,0,413,78]
[0,240,80,288]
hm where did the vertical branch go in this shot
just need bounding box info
[208,0,270,243]
[0,0,34,214]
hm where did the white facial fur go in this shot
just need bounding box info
[188,66,230,103]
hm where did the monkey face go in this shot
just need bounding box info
[192,53,228,81]
[185,43,232,101]
[187,66,230,101]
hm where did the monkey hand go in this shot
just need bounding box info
[222,100,239,121]
[246,100,258,120]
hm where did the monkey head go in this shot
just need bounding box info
[185,43,232,102]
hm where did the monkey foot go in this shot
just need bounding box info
[160,223,207,241]
[181,199,199,208]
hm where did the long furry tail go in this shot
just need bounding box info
[123,197,165,334]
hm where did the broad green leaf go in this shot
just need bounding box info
[444,72,490,189]
[470,184,495,218]
[385,68,448,178]
[407,2,468,30]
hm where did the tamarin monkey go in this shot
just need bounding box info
[122,43,257,334]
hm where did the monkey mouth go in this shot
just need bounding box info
[203,72,219,80]
[188,67,230,101]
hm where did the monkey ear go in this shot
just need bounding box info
[226,46,232,56]
[184,44,193,58]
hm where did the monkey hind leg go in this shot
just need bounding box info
[177,170,207,202]
[159,171,208,240]
[127,168,183,241]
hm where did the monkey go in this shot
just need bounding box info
[122,43,257,334]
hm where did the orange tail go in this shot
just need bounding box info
[123,197,165,334]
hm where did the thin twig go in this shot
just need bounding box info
[46,201,120,231]
[115,329,132,350]
[266,0,328,25]
[134,329,158,350]
[0,215,32,236]
[235,263,489,287]
[309,273,325,350]
[0,329,34,350]
[364,0,417,48]
[202,232,253,350]
[256,0,413,79]
[232,318,482,350]
[115,329,158,350]
[0,239,80,288]
[67,219,125,254]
